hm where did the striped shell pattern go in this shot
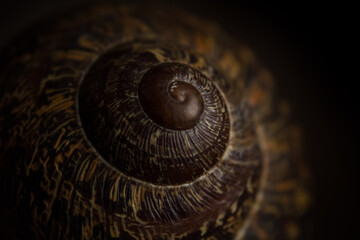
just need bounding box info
[0,3,308,240]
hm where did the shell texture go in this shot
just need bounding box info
[0,3,308,240]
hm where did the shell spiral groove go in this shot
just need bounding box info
[78,43,230,185]
[0,3,309,240]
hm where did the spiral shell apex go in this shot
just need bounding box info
[0,3,309,240]
[78,43,231,186]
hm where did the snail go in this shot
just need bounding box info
[0,3,310,240]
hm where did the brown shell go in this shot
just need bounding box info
[0,3,309,240]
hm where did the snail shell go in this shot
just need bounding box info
[0,3,309,240]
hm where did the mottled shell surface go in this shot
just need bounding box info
[0,3,308,240]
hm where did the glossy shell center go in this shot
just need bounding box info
[139,64,204,130]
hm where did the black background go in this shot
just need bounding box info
[0,0,358,239]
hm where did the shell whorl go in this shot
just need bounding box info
[78,42,230,185]
[0,3,309,240]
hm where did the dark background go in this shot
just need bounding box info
[0,0,358,239]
